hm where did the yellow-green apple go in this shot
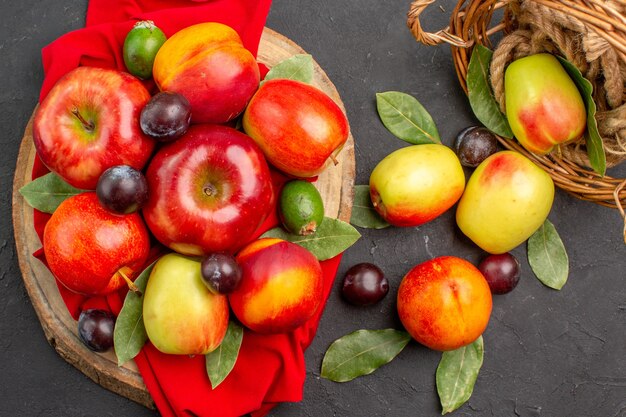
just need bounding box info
[397,256,492,351]
[143,253,229,355]
[153,22,259,124]
[369,144,465,227]
[456,151,554,254]
[242,79,349,177]
[142,124,274,256]
[43,192,150,295]
[33,66,155,190]
[505,53,586,155]
[229,238,323,334]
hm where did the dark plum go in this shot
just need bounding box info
[341,263,389,306]
[454,126,498,167]
[96,165,149,214]
[140,91,191,141]
[201,253,243,295]
[478,253,521,294]
[78,309,115,352]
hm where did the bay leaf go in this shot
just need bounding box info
[18,172,86,213]
[557,56,606,176]
[263,54,314,84]
[528,219,569,290]
[260,217,360,260]
[376,91,441,144]
[467,45,514,138]
[321,329,411,383]
[205,321,244,389]
[350,185,389,229]
[436,336,484,415]
[113,261,156,366]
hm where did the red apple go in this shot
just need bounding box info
[229,238,324,334]
[143,124,274,256]
[242,79,349,177]
[33,66,155,190]
[43,192,151,296]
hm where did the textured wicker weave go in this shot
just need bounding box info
[407,0,626,217]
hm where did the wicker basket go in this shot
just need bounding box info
[407,0,626,222]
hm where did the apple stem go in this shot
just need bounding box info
[330,154,339,166]
[71,107,95,132]
[118,269,142,296]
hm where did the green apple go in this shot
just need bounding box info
[143,253,229,355]
[505,53,586,155]
[456,151,554,254]
[369,144,465,227]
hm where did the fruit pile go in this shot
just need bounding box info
[25,21,353,366]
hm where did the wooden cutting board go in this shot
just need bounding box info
[11,27,355,409]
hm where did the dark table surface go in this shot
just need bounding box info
[2,1,625,416]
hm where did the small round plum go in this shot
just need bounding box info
[140,92,191,142]
[341,263,389,306]
[96,165,149,214]
[478,253,521,294]
[200,253,243,295]
[78,309,115,352]
[454,126,498,168]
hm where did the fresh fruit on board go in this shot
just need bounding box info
[33,67,155,190]
[139,91,191,142]
[454,126,498,168]
[229,238,324,334]
[397,256,492,351]
[243,78,349,177]
[96,165,149,215]
[456,150,555,254]
[279,180,325,236]
[78,309,115,352]
[143,253,229,355]
[478,252,521,295]
[153,22,260,124]
[142,124,274,256]
[43,192,150,295]
[505,53,586,155]
[200,252,243,295]
[369,144,465,227]
[341,262,389,306]
[123,20,167,80]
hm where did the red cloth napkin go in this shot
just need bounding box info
[32,1,344,416]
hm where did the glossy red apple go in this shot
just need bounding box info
[143,124,274,256]
[43,192,151,296]
[33,66,155,189]
[243,79,349,177]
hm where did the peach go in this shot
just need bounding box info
[397,256,492,351]
[229,238,324,334]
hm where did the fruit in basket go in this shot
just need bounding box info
[123,20,167,80]
[505,53,586,155]
[341,263,388,306]
[153,22,260,124]
[456,151,554,254]
[229,238,323,334]
[140,92,191,142]
[143,124,274,256]
[78,309,116,352]
[200,253,243,295]
[143,253,229,355]
[279,180,325,235]
[478,253,521,294]
[43,192,150,295]
[454,126,498,167]
[369,144,465,227]
[33,66,154,190]
[243,79,349,177]
[397,256,492,351]
[96,165,149,214]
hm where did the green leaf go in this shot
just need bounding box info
[527,219,569,290]
[350,185,390,229]
[467,45,514,138]
[556,56,606,176]
[436,336,484,415]
[260,217,360,260]
[18,172,86,213]
[205,321,244,389]
[376,91,441,144]
[321,329,411,383]
[113,261,156,366]
[263,54,314,84]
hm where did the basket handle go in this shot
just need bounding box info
[407,0,471,47]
